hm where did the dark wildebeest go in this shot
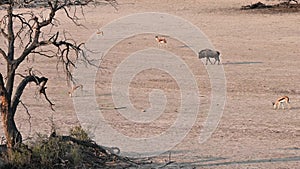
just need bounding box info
[198,49,221,65]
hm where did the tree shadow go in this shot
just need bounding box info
[196,156,300,167]
[137,149,300,168]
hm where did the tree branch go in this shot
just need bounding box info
[5,4,16,101]
[0,27,9,39]
[11,75,53,116]
[7,4,15,62]
[19,100,32,135]
[0,14,9,38]
[0,48,8,61]
[14,1,84,68]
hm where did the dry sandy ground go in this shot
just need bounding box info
[1,0,300,168]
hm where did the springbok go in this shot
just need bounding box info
[272,96,291,110]
[96,28,104,36]
[68,84,83,97]
[155,36,167,47]
[198,49,221,65]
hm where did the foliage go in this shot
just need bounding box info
[70,126,90,141]
[0,126,143,168]
[2,127,88,169]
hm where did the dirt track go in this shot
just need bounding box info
[1,0,300,168]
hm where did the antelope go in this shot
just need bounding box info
[68,84,83,97]
[96,28,104,36]
[155,36,167,47]
[272,96,291,110]
[198,49,221,65]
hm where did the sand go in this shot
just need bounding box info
[0,0,300,168]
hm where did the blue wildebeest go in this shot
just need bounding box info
[198,49,221,65]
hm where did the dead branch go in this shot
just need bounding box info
[40,87,55,111]
[0,48,8,61]
[11,75,54,115]
[19,100,32,135]
[49,134,140,167]
[241,1,300,10]
[241,2,272,10]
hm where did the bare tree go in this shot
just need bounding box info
[0,0,107,148]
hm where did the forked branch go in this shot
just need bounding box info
[11,75,54,116]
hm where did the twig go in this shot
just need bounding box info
[157,152,177,168]
[19,100,32,135]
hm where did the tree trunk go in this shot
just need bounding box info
[0,3,21,148]
[0,74,21,148]
[1,98,22,148]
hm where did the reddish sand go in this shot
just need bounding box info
[0,0,300,168]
